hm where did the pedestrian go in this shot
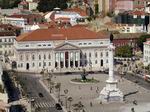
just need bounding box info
[131,107,135,112]
[80,96,82,99]
[90,86,92,90]
[96,90,98,93]
[100,101,102,104]
[96,86,99,91]
[90,101,93,107]
[78,85,81,90]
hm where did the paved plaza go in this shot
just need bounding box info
[44,73,150,112]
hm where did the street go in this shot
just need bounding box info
[16,73,63,112]
[116,71,150,90]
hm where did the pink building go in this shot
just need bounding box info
[115,0,134,13]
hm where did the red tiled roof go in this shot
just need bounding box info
[128,10,146,16]
[55,17,70,22]
[19,0,28,5]
[17,26,108,42]
[64,8,88,17]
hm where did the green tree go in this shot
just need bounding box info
[37,0,68,12]
[0,0,21,8]
[115,45,132,58]
[10,0,21,8]
[137,34,150,52]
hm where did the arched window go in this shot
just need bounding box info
[101,60,103,66]
[39,55,41,60]
[106,52,108,57]
[32,55,35,60]
[48,54,51,59]
[89,52,91,58]
[32,63,35,67]
[39,62,41,67]
[101,52,103,57]
[44,54,46,60]
[95,52,97,58]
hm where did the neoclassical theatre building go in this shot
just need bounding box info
[14,25,110,73]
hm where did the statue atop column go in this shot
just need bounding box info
[98,43,123,103]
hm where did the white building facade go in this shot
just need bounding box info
[0,34,16,56]
[1,17,27,28]
[144,39,150,66]
[14,26,110,73]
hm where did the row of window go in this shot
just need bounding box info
[84,52,108,58]
[20,54,51,61]
[144,50,150,55]
[0,38,14,43]
[25,44,51,47]
[18,62,52,68]
[20,51,108,61]
[78,42,104,46]
[0,45,12,48]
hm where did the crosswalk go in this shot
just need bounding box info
[34,102,55,108]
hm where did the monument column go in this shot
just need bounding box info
[98,43,123,103]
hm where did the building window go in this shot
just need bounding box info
[0,39,2,42]
[21,63,23,68]
[89,53,91,58]
[32,63,35,67]
[4,39,6,42]
[39,62,41,67]
[106,52,108,57]
[44,54,46,60]
[101,52,103,57]
[25,45,29,47]
[32,55,35,60]
[48,54,51,59]
[106,59,108,63]
[95,60,97,64]
[84,53,87,58]
[101,60,103,66]
[39,55,41,60]
[49,62,51,66]
[95,52,97,58]
[9,38,11,42]
[44,62,46,66]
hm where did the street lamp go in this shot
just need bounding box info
[64,89,68,108]
[67,96,73,111]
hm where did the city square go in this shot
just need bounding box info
[42,72,150,112]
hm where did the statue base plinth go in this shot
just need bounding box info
[98,80,123,103]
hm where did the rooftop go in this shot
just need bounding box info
[16,25,108,42]
[0,31,15,36]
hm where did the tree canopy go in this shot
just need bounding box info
[37,0,68,12]
[115,45,132,58]
[0,0,21,9]
[137,34,150,52]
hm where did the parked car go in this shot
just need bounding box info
[38,93,44,97]
[55,103,62,110]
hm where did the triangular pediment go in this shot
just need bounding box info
[55,42,79,50]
